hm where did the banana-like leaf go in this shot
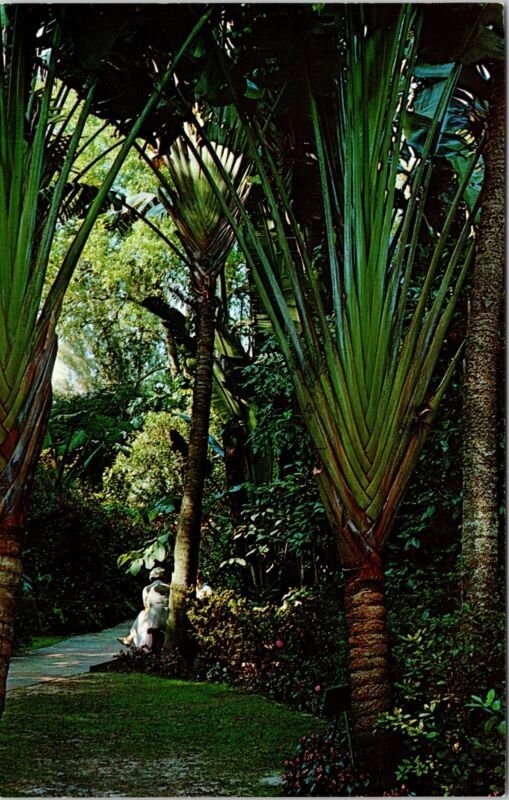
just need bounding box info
[404,60,487,210]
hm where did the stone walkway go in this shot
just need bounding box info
[6,621,130,692]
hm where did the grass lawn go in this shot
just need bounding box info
[13,635,67,655]
[29,635,67,650]
[0,673,326,796]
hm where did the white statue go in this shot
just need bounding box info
[118,567,170,650]
[196,575,213,600]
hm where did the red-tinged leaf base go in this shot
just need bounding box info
[0,326,56,716]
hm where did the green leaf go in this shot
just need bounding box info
[245,79,262,100]
[152,542,166,562]
[129,558,144,576]
[414,63,455,78]
[219,557,247,569]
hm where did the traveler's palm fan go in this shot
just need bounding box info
[162,126,249,278]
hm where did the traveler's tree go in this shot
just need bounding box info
[139,128,250,657]
[192,5,482,759]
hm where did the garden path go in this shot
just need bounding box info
[7,621,130,692]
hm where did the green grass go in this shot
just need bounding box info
[29,635,67,650]
[13,635,67,656]
[0,674,326,796]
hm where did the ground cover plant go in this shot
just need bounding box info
[0,673,326,797]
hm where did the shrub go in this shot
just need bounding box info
[112,585,347,715]
[188,585,348,713]
[281,731,365,796]
[189,589,263,684]
[100,647,192,680]
[281,730,408,796]
[18,471,147,639]
[380,605,506,796]
[383,397,506,799]
[378,686,505,797]
[254,586,348,712]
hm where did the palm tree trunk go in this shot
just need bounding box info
[165,275,216,659]
[462,65,505,617]
[317,472,392,770]
[343,549,392,775]
[0,325,57,713]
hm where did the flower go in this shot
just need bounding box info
[275,639,284,648]
[314,684,321,692]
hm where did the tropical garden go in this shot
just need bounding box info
[0,3,505,796]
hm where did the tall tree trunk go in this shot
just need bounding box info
[0,326,57,713]
[165,275,216,659]
[343,551,392,775]
[462,65,505,617]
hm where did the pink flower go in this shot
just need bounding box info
[275,639,284,648]
[314,684,321,692]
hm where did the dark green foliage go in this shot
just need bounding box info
[54,5,209,150]
[238,469,335,595]
[45,391,133,492]
[241,348,299,461]
[189,589,262,682]
[281,732,384,797]
[18,469,149,639]
[250,587,348,712]
[383,382,506,795]
[390,380,464,565]
[379,603,505,796]
[235,346,335,596]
